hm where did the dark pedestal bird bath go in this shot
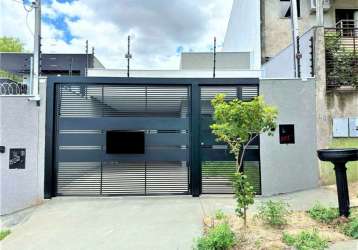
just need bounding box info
[317,148,358,217]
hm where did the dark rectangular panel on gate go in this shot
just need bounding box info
[106,130,145,154]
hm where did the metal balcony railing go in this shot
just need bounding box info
[325,25,358,89]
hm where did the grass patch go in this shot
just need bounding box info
[282,229,328,250]
[214,209,227,220]
[308,203,339,224]
[0,229,11,241]
[194,222,236,250]
[257,200,289,227]
[320,138,358,185]
[342,216,358,239]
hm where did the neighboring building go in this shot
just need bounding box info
[261,0,358,61]
[0,52,104,77]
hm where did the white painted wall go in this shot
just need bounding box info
[180,52,251,70]
[88,68,262,78]
[260,78,319,196]
[223,0,261,70]
[0,78,46,215]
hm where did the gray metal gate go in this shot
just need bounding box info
[45,77,261,197]
[200,86,261,194]
[55,84,190,195]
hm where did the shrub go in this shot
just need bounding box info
[258,200,289,227]
[342,217,358,239]
[282,229,328,250]
[195,222,236,250]
[308,203,339,224]
[214,209,226,220]
[0,229,11,241]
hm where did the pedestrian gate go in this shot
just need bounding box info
[45,78,260,198]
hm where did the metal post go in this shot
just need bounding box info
[316,0,324,27]
[296,36,302,78]
[29,56,33,95]
[213,37,216,78]
[31,0,41,100]
[190,84,201,197]
[125,36,132,78]
[290,0,299,77]
[85,40,89,76]
[334,162,350,217]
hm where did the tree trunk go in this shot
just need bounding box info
[244,208,247,227]
[237,149,244,173]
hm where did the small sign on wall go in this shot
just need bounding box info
[279,124,295,144]
[9,148,26,169]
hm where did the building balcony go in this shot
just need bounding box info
[325,23,358,90]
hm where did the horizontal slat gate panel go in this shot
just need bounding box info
[56,84,191,196]
[57,162,101,195]
[202,161,235,194]
[202,161,261,194]
[200,85,261,194]
[102,163,146,195]
[58,133,189,147]
[58,148,189,162]
[146,162,189,194]
[59,117,189,130]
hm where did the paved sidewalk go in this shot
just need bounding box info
[0,187,356,250]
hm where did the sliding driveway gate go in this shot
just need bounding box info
[45,77,260,198]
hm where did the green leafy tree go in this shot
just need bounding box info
[210,94,277,172]
[0,37,25,83]
[0,37,24,52]
[210,95,277,227]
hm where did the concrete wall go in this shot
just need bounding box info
[260,78,319,196]
[180,52,251,70]
[0,78,46,215]
[261,0,358,59]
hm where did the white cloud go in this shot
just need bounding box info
[1,0,233,69]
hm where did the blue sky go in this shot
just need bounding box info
[3,0,232,69]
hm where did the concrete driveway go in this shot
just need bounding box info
[1,196,206,250]
[1,187,354,250]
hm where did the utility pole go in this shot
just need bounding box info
[213,37,216,78]
[31,0,41,101]
[85,40,89,76]
[290,0,299,78]
[316,0,324,26]
[125,35,132,78]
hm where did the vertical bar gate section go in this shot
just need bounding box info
[56,84,190,195]
[200,85,261,194]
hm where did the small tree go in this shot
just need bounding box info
[210,94,277,172]
[210,94,277,226]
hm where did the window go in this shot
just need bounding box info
[280,0,301,18]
